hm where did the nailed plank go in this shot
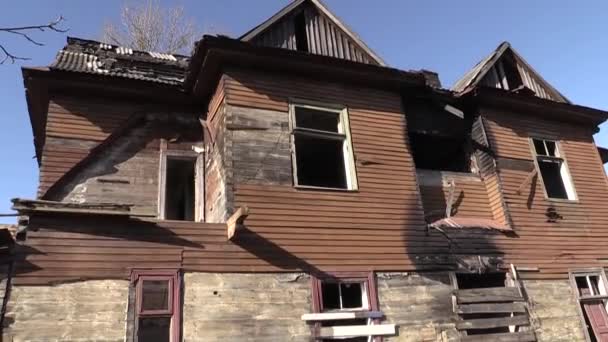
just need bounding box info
[461,331,536,342]
[456,287,524,304]
[318,324,396,338]
[302,311,383,321]
[457,302,526,314]
[456,315,530,330]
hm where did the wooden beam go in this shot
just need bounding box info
[456,315,530,330]
[302,311,383,321]
[461,331,536,342]
[456,287,524,304]
[318,324,396,338]
[457,302,526,314]
[227,206,249,240]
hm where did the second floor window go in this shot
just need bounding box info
[290,102,357,190]
[531,138,576,200]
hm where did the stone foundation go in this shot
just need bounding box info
[3,280,129,342]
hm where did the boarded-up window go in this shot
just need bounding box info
[531,138,576,200]
[290,102,357,190]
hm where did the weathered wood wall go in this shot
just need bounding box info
[248,2,380,65]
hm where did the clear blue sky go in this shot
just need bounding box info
[1,1,607,223]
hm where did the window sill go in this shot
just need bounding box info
[545,197,579,204]
[294,185,359,193]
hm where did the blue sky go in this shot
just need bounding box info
[1,1,607,223]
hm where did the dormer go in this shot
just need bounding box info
[240,0,385,66]
[453,42,569,103]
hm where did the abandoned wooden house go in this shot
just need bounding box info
[5,0,608,341]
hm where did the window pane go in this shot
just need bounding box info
[589,276,601,296]
[138,317,171,342]
[533,139,547,156]
[545,141,557,157]
[294,134,347,189]
[322,282,341,310]
[576,276,591,297]
[295,107,340,133]
[142,280,170,311]
[340,283,363,309]
[538,159,568,199]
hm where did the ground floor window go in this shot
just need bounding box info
[570,270,608,342]
[312,272,380,341]
[130,270,181,342]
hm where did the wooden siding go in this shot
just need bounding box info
[249,3,379,65]
[39,96,145,196]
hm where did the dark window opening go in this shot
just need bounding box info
[294,11,309,52]
[532,138,574,200]
[409,133,470,172]
[164,157,195,220]
[538,160,568,199]
[292,105,353,189]
[456,272,506,289]
[499,57,523,90]
[456,273,510,335]
[294,135,347,188]
[321,281,365,311]
[138,317,171,342]
[141,280,170,311]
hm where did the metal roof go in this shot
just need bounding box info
[50,37,190,85]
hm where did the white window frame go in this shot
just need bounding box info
[288,100,358,191]
[530,137,577,201]
[569,269,608,342]
[323,281,369,312]
[158,140,205,221]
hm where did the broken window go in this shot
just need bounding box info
[132,270,180,342]
[290,103,357,190]
[409,133,470,172]
[162,157,196,221]
[531,138,576,200]
[311,274,381,341]
[571,271,608,342]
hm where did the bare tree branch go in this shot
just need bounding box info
[102,1,199,55]
[0,16,68,64]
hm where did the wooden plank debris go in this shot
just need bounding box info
[456,315,529,330]
[461,331,536,342]
[457,302,526,314]
[456,287,524,304]
[227,206,250,240]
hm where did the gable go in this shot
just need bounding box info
[240,0,385,66]
[453,42,569,103]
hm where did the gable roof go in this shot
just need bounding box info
[239,0,386,66]
[453,42,570,104]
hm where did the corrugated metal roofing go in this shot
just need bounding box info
[50,37,189,85]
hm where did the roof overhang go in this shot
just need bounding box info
[186,35,426,110]
[21,66,195,165]
[467,87,608,128]
[598,146,608,164]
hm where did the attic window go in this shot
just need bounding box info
[294,11,309,52]
[163,157,196,220]
[531,138,576,200]
[290,102,357,190]
[409,133,470,172]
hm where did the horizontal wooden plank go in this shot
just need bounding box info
[457,302,527,314]
[318,324,396,338]
[456,287,523,304]
[461,331,536,342]
[456,315,530,330]
[302,311,383,321]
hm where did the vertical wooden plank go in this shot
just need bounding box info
[343,37,351,60]
[305,8,317,54]
[318,15,328,56]
[334,26,344,59]
[326,18,336,58]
